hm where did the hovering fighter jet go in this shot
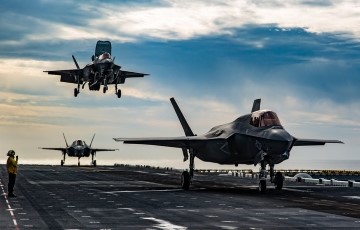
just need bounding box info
[114,98,343,192]
[44,40,149,98]
[40,133,118,166]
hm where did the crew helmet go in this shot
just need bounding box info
[7,150,15,156]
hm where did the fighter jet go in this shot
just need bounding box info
[114,98,343,192]
[44,40,149,98]
[40,133,118,166]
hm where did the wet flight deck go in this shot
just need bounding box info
[1,165,360,229]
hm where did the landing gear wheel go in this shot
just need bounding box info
[181,171,191,190]
[259,180,266,193]
[117,89,121,98]
[103,86,108,94]
[274,172,284,190]
[93,160,97,167]
[74,88,79,97]
[61,160,64,166]
[78,162,80,167]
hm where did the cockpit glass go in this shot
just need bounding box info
[76,140,84,146]
[250,111,282,127]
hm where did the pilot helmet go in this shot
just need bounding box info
[7,150,15,156]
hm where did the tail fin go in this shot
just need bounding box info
[170,98,195,137]
[251,98,261,113]
[63,133,69,147]
[90,134,96,147]
[72,55,80,69]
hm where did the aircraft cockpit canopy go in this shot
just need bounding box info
[250,110,282,127]
[98,52,111,60]
[95,40,112,57]
[75,140,85,146]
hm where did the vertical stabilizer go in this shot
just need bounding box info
[90,134,96,147]
[62,133,69,147]
[251,99,261,113]
[170,98,195,137]
[72,55,80,70]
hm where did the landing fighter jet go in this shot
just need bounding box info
[44,40,149,98]
[40,134,118,166]
[114,98,343,192]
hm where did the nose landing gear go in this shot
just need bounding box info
[258,159,284,193]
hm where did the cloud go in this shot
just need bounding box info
[1,0,360,46]
[87,0,360,41]
[0,1,358,168]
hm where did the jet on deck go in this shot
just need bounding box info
[40,133,118,166]
[114,98,343,193]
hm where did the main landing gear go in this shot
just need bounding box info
[115,85,121,98]
[91,153,97,167]
[74,88,79,97]
[181,150,195,190]
[61,153,66,166]
[258,159,284,193]
[74,76,81,97]
[102,84,121,99]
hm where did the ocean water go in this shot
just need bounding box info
[278,159,360,171]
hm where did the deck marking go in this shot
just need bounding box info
[141,217,187,230]
[0,180,19,230]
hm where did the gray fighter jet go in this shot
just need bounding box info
[44,40,149,98]
[114,98,343,192]
[40,133,118,166]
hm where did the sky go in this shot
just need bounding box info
[0,0,359,170]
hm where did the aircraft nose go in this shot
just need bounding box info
[269,128,293,143]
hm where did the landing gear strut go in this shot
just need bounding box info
[274,172,284,190]
[74,76,80,97]
[258,160,284,193]
[103,86,108,94]
[115,85,121,98]
[61,153,66,166]
[258,160,267,193]
[181,150,195,190]
[78,157,80,167]
[91,153,97,167]
[74,88,79,97]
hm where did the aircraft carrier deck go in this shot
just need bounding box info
[1,164,360,229]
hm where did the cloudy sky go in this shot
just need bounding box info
[0,0,359,170]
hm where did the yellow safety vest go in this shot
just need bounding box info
[7,157,17,174]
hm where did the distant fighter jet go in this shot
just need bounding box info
[40,133,118,166]
[114,98,343,192]
[44,40,149,98]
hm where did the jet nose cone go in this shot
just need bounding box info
[269,128,293,143]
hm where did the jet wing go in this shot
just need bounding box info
[44,69,82,84]
[114,65,149,78]
[39,147,67,151]
[114,136,219,149]
[121,70,149,78]
[293,138,343,146]
[91,148,118,152]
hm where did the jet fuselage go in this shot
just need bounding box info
[194,114,293,165]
